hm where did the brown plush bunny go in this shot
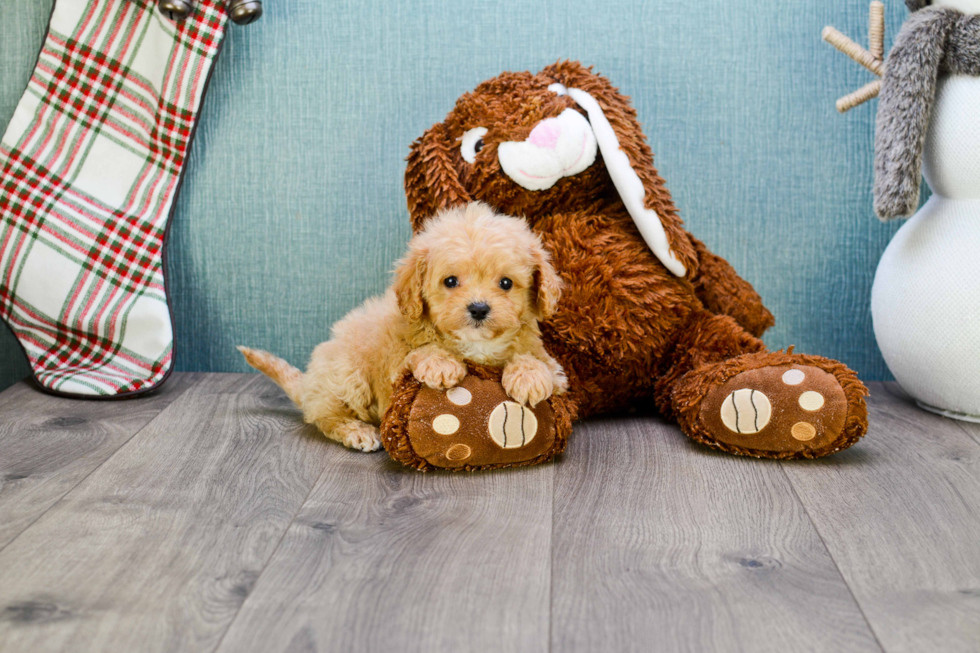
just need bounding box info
[381,61,869,471]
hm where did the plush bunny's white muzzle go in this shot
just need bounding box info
[497,109,598,192]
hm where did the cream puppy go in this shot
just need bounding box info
[239,202,567,451]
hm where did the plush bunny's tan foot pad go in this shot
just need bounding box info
[700,365,848,455]
[382,365,572,471]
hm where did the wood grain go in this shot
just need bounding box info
[0,373,330,653]
[956,417,980,449]
[783,382,980,653]
[214,453,554,653]
[2,375,979,652]
[0,375,199,550]
[551,414,882,653]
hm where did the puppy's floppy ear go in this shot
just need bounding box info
[392,243,428,321]
[405,122,472,233]
[530,241,562,320]
[540,61,698,279]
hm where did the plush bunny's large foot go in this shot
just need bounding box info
[672,351,868,459]
[382,364,573,471]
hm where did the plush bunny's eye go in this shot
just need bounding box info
[459,127,488,164]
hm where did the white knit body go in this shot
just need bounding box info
[872,74,980,420]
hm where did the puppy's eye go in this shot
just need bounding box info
[499,277,513,291]
[444,276,459,288]
[459,127,488,164]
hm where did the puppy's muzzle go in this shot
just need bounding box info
[467,302,491,322]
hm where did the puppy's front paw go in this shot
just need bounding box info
[552,366,569,395]
[502,357,554,407]
[413,355,467,390]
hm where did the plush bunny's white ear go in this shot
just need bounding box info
[561,86,687,277]
[540,61,699,278]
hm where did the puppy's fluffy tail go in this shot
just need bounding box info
[237,346,303,407]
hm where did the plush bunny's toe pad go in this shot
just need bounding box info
[675,352,868,460]
[382,364,572,471]
[701,365,848,454]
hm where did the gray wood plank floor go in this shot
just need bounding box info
[0,373,195,550]
[0,374,977,653]
[551,417,880,653]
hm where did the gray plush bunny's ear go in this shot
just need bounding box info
[906,0,931,11]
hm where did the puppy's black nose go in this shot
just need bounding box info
[468,302,491,322]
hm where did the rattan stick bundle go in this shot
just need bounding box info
[823,1,887,113]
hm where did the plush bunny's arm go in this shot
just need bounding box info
[874,9,955,220]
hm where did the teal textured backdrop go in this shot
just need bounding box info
[0,0,909,393]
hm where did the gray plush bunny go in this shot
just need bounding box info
[875,0,980,218]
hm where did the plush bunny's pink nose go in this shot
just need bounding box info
[528,119,561,150]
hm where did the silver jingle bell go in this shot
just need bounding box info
[229,0,263,25]
[158,0,194,20]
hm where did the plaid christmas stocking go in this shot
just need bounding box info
[0,0,228,397]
